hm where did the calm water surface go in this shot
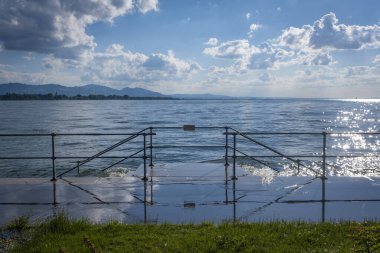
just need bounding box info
[0,99,379,177]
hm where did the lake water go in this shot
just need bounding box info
[0,99,379,177]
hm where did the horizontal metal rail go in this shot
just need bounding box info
[329,132,380,135]
[55,133,152,136]
[0,132,154,137]
[152,145,225,149]
[2,154,377,160]
[0,134,53,137]
[237,155,380,158]
[237,132,323,135]
[152,126,227,130]
[2,131,378,137]
[238,132,380,135]
[0,156,143,160]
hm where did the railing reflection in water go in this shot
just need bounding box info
[0,126,379,223]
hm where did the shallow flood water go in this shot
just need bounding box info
[0,98,379,177]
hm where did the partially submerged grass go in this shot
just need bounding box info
[1,216,30,253]
[5,216,30,231]
[7,213,380,252]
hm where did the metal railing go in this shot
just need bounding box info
[1,126,379,224]
[0,128,156,181]
[0,126,379,183]
[221,128,379,222]
[223,129,380,179]
[224,128,322,178]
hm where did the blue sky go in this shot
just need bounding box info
[0,0,379,98]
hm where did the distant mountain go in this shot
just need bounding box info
[0,83,166,97]
[0,83,242,99]
[171,93,235,99]
[78,84,120,96]
[120,87,164,97]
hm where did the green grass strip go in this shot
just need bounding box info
[6,213,380,253]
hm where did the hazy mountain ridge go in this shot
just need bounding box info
[170,93,235,99]
[0,83,166,97]
[0,83,241,99]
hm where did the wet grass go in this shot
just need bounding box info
[6,214,380,253]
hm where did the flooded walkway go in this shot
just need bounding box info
[1,163,380,225]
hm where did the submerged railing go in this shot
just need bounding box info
[0,126,379,182]
[225,129,324,179]
[1,126,379,223]
[225,130,380,177]
[0,128,156,181]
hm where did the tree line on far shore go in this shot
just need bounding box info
[0,93,174,100]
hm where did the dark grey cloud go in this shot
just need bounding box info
[0,0,157,59]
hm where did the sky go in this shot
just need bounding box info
[0,0,379,98]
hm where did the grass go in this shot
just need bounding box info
[5,216,30,231]
[5,213,380,253]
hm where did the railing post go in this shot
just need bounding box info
[144,180,147,224]
[142,133,148,181]
[322,132,327,180]
[321,132,327,222]
[232,179,236,222]
[149,127,154,167]
[77,161,80,174]
[51,133,56,181]
[53,180,57,205]
[297,159,300,174]
[225,127,229,166]
[232,133,237,180]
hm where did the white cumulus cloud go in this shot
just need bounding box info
[246,43,293,70]
[277,26,313,50]
[83,45,201,85]
[373,55,380,64]
[304,51,334,66]
[248,23,262,38]
[43,56,65,69]
[249,23,261,31]
[203,40,256,59]
[205,38,218,46]
[277,12,380,50]
[204,12,380,73]
[142,50,201,75]
[136,0,159,13]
